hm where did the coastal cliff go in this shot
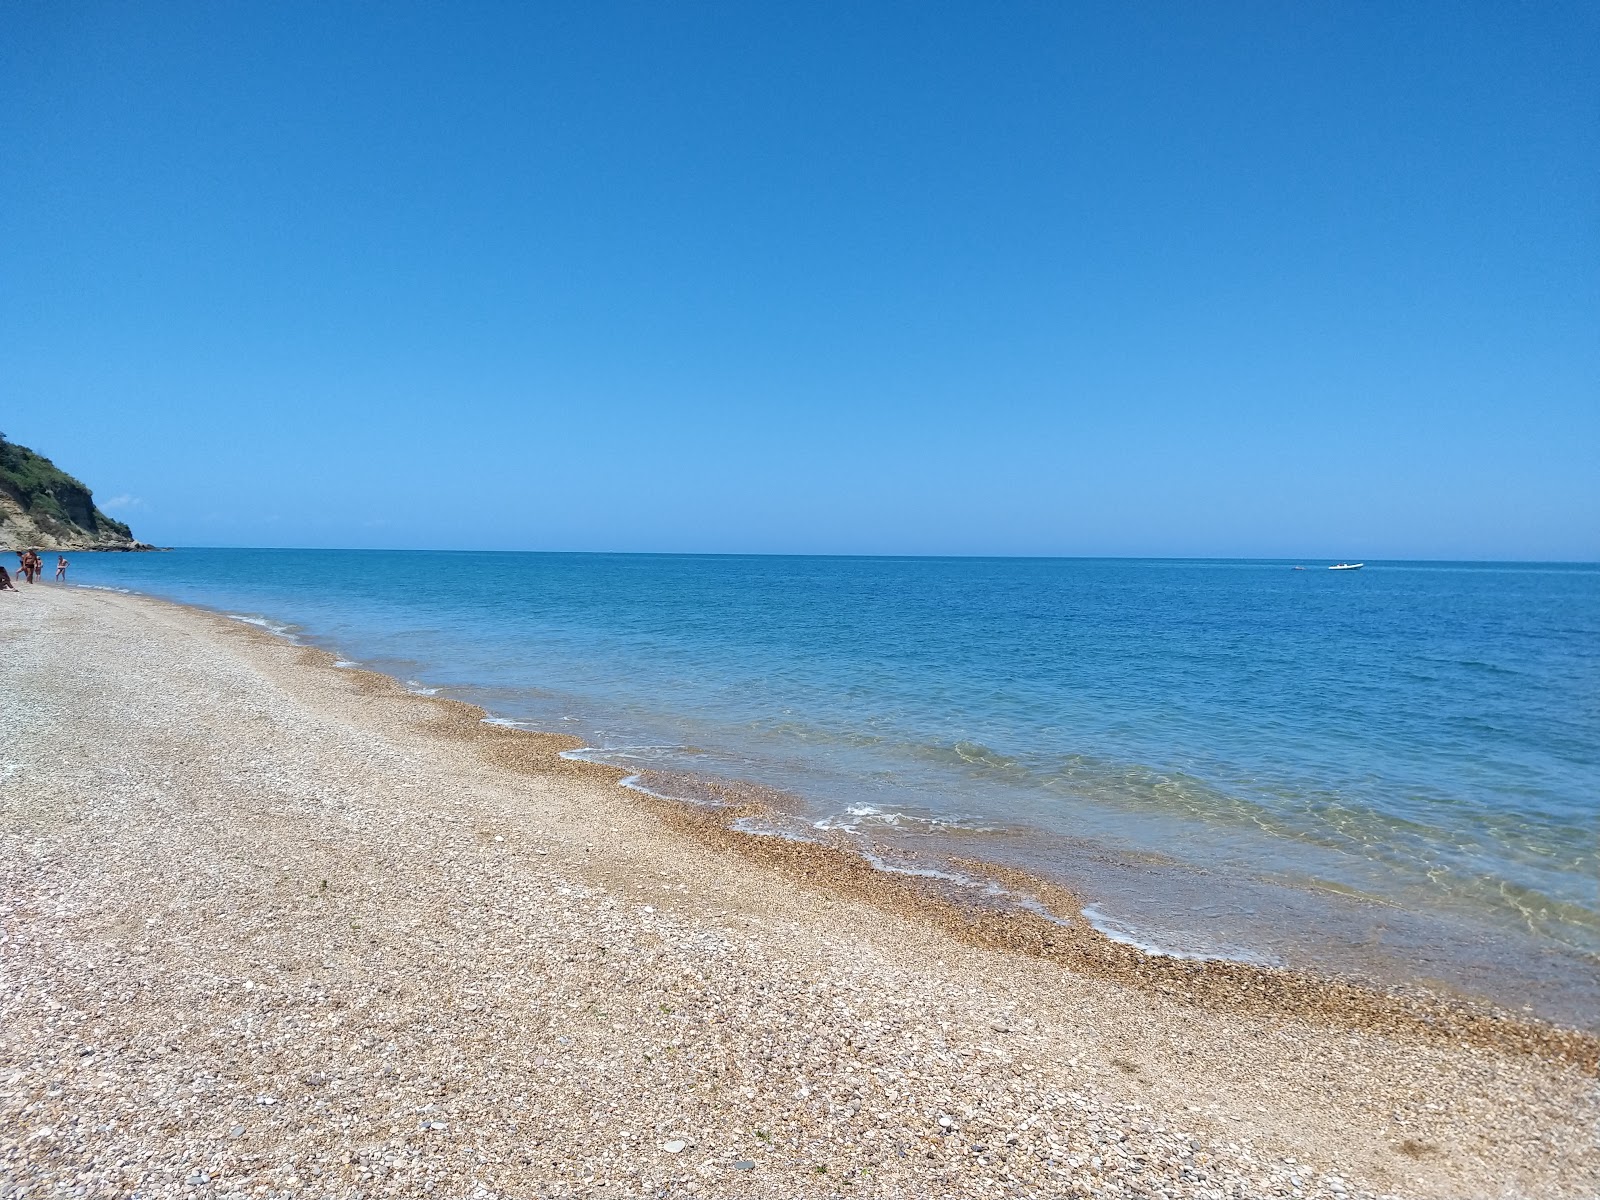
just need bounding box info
[0,434,148,551]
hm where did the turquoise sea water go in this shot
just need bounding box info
[60,551,1598,1023]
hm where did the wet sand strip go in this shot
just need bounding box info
[333,647,1599,1073]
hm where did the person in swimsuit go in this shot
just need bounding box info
[15,551,29,584]
[55,555,68,581]
[0,565,13,591]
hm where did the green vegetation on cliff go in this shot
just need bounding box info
[0,433,136,546]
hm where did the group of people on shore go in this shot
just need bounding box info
[0,549,66,591]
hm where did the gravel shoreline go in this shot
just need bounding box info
[3,587,1596,1199]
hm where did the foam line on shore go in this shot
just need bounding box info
[1082,904,1280,966]
[413,684,1600,1069]
[21,584,1600,1200]
[68,586,1600,1071]
[224,612,298,639]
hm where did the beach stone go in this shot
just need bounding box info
[3,587,1596,1200]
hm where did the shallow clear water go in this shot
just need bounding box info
[57,550,1599,1022]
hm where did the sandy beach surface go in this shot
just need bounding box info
[2,587,1595,1200]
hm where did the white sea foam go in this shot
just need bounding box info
[814,804,996,835]
[730,816,821,844]
[560,744,694,765]
[226,614,297,640]
[1002,890,1075,927]
[482,716,535,730]
[813,804,905,831]
[854,851,1074,926]
[403,680,439,696]
[617,773,726,805]
[564,746,625,763]
[76,583,132,594]
[617,773,673,799]
[858,850,976,884]
[333,659,359,669]
[1081,904,1277,965]
[571,764,733,808]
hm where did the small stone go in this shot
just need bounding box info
[229,1125,245,1138]
[937,1115,954,1128]
[732,1159,756,1170]
[662,1139,687,1153]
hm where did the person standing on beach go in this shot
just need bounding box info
[16,551,30,584]
[55,555,68,582]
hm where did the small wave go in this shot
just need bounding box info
[1005,891,1075,927]
[856,852,1075,926]
[813,804,997,835]
[226,614,298,640]
[560,744,679,764]
[619,773,677,800]
[332,659,359,669]
[614,773,729,807]
[730,816,822,844]
[813,804,899,831]
[859,849,978,885]
[403,680,439,696]
[76,583,132,594]
[482,716,536,730]
[1081,904,1278,966]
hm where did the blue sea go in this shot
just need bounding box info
[65,551,1599,1025]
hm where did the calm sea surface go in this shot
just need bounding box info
[65,550,1599,1023]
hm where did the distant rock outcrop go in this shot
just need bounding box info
[0,434,150,551]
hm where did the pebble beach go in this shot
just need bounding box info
[2,587,1596,1199]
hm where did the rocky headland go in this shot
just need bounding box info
[0,433,151,551]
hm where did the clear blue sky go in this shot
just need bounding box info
[3,1,1595,558]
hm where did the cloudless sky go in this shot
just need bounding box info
[3,1,1596,558]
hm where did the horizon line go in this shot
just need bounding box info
[70,545,1600,567]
